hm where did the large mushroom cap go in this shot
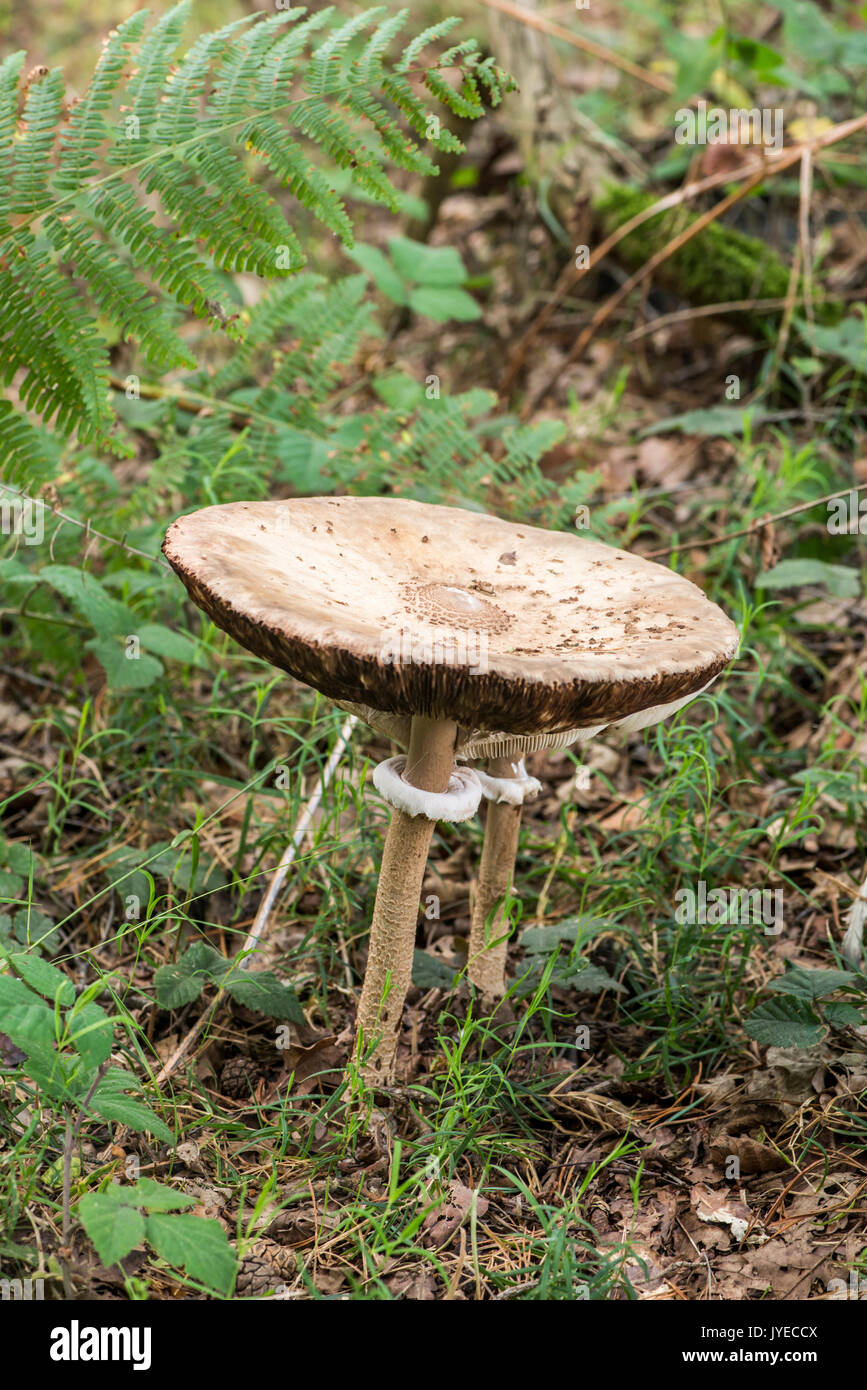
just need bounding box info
[163,496,739,740]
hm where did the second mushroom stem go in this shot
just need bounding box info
[467,757,523,1001]
[354,715,457,1085]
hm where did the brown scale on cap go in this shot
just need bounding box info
[162,496,739,737]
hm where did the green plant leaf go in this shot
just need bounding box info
[765,966,858,1001]
[7,952,74,1005]
[223,969,305,1022]
[85,637,165,690]
[79,1190,146,1267]
[412,949,459,990]
[128,1178,197,1211]
[756,559,860,599]
[68,1000,114,1067]
[145,1211,235,1294]
[388,236,466,286]
[744,996,826,1048]
[409,285,481,321]
[345,241,408,303]
[90,1073,173,1142]
[520,916,610,954]
[0,974,56,1051]
[136,622,205,666]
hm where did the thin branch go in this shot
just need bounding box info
[642,482,867,559]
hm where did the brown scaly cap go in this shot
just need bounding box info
[163,496,739,736]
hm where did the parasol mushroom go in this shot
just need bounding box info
[163,495,738,1084]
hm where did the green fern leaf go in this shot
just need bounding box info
[56,12,149,193]
[11,68,65,216]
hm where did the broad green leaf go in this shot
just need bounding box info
[5,842,35,877]
[90,1076,173,1142]
[409,285,481,322]
[345,242,408,303]
[153,961,205,1009]
[745,997,825,1048]
[68,1001,114,1067]
[86,637,165,690]
[128,1178,197,1211]
[372,372,426,411]
[765,966,857,1001]
[388,236,466,286]
[38,564,137,636]
[756,559,860,599]
[520,916,610,954]
[223,969,305,1022]
[823,1002,864,1029]
[0,975,56,1051]
[79,1191,146,1267]
[145,1212,235,1295]
[641,406,767,438]
[136,623,204,666]
[8,953,74,1005]
[412,949,458,990]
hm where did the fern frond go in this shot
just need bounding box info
[379,72,464,153]
[55,12,149,193]
[43,213,194,370]
[152,15,254,146]
[0,5,513,481]
[423,68,484,120]
[0,52,26,230]
[352,10,409,83]
[89,183,228,320]
[239,114,350,248]
[121,1,190,146]
[11,69,65,216]
[252,10,334,106]
[397,17,462,72]
[306,10,385,96]
[0,402,60,487]
[0,247,112,440]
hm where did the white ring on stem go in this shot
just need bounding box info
[373,756,482,822]
[474,758,542,806]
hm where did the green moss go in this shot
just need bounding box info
[594,184,839,329]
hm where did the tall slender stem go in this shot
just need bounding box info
[355,716,457,1084]
[468,757,522,1000]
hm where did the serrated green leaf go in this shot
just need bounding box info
[745,997,825,1048]
[412,948,459,990]
[8,952,74,1005]
[153,961,206,1009]
[79,1191,146,1267]
[823,1001,864,1029]
[145,1211,235,1294]
[90,1077,173,1142]
[38,564,137,635]
[223,969,305,1022]
[0,974,56,1051]
[128,1177,197,1211]
[764,966,858,1000]
[85,637,165,690]
[136,622,205,665]
[520,916,610,955]
[68,1000,114,1067]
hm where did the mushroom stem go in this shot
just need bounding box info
[355,715,458,1084]
[468,757,523,1001]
